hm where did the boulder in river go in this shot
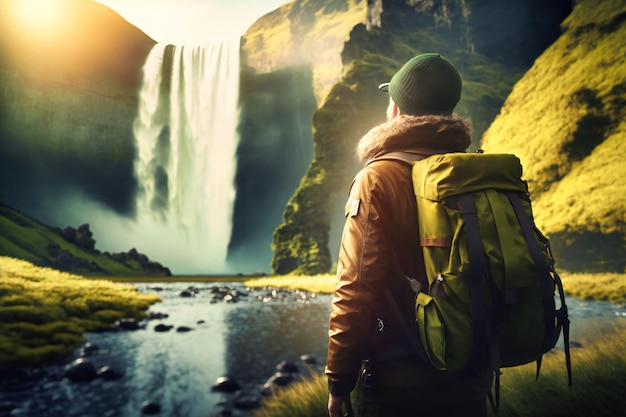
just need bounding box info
[141,400,161,415]
[176,326,193,332]
[98,365,124,380]
[116,318,143,330]
[154,323,174,332]
[276,360,299,373]
[211,376,241,392]
[64,358,98,383]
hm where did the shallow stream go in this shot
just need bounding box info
[0,282,624,417]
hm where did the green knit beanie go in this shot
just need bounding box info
[379,53,462,116]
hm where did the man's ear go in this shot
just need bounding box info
[392,103,401,118]
[386,99,402,121]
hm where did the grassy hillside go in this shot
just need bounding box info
[481,0,626,272]
[0,257,160,367]
[0,203,170,276]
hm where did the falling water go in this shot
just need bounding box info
[133,40,240,274]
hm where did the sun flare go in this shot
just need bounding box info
[8,0,66,34]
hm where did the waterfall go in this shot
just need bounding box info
[133,40,240,274]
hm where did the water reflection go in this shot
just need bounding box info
[224,294,330,385]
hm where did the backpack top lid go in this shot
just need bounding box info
[413,153,529,201]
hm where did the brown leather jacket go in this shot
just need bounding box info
[326,114,474,396]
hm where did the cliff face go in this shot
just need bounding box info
[0,73,140,214]
[242,0,368,105]
[242,0,572,106]
[266,0,574,275]
[0,0,155,216]
[228,66,317,272]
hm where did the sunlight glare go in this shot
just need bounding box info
[9,0,66,34]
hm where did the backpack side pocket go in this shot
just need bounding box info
[416,291,446,370]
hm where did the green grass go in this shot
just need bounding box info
[485,325,626,417]
[253,371,329,417]
[246,274,336,293]
[560,272,626,302]
[0,256,161,367]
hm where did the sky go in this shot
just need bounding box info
[94,0,291,45]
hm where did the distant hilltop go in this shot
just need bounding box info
[0,203,171,277]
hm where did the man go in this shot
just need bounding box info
[326,53,493,417]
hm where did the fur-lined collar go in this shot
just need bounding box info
[356,114,472,162]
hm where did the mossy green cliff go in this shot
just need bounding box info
[481,0,626,272]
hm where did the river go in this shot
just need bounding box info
[0,282,624,417]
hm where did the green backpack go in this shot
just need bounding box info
[388,152,571,408]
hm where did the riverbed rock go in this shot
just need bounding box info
[141,400,161,414]
[179,289,194,297]
[264,371,295,389]
[300,354,318,365]
[211,376,241,392]
[98,365,124,380]
[223,293,238,303]
[80,342,99,356]
[116,318,143,330]
[276,360,299,373]
[154,323,174,332]
[146,311,169,320]
[176,326,193,332]
[232,392,261,410]
[64,359,98,383]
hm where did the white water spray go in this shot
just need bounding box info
[133,40,240,274]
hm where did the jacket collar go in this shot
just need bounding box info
[356,114,472,163]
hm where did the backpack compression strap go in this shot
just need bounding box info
[459,194,491,369]
[507,191,572,388]
[459,194,502,412]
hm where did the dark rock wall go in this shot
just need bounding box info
[378,0,572,68]
[0,72,139,215]
[228,66,316,272]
